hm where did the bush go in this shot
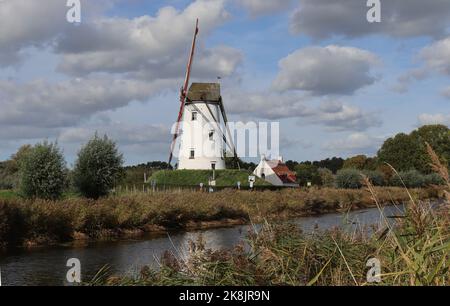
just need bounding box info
[336,169,363,189]
[295,164,321,186]
[362,170,384,186]
[423,173,445,186]
[0,201,28,246]
[19,141,67,200]
[73,134,124,199]
[389,170,426,188]
[317,168,335,187]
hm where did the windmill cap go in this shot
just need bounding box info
[186,83,221,103]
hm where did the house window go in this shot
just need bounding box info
[209,130,214,141]
[191,111,198,121]
[190,149,195,159]
[211,163,216,170]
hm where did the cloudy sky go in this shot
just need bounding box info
[0,0,449,166]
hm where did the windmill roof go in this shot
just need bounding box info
[186,83,221,102]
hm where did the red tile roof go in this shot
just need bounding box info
[271,163,297,184]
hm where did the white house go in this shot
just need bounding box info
[253,156,299,187]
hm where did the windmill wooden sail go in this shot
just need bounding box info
[168,19,199,167]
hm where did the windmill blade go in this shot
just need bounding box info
[190,102,235,154]
[168,19,199,167]
[218,98,240,169]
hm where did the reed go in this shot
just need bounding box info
[89,147,449,286]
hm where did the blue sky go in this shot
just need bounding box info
[0,0,449,166]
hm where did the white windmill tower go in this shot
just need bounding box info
[168,19,237,170]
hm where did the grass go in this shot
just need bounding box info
[0,190,18,200]
[150,169,270,187]
[88,145,449,286]
[0,186,441,248]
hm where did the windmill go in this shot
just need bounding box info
[168,19,238,170]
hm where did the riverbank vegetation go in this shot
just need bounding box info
[0,186,442,248]
[90,144,450,286]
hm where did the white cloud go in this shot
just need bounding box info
[0,77,174,131]
[315,101,382,132]
[59,123,169,145]
[224,91,314,119]
[290,0,450,40]
[393,37,450,93]
[420,37,450,75]
[418,113,450,126]
[0,0,113,66]
[273,45,379,95]
[55,0,241,79]
[224,90,381,131]
[237,0,292,16]
[324,133,384,155]
[391,68,428,93]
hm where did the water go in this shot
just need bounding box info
[0,205,405,286]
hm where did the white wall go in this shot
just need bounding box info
[178,102,226,170]
[253,160,283,186]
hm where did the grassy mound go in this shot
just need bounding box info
[149,169,270,187]
[0,190,18,200]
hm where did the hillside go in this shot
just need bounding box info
[149,169,270,187]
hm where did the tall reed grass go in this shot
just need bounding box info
[92,146,449,286]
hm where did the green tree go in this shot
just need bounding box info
[73,134,124,199]
[410,124,450,172]
[313,157,344,174]
[318,168,335,187]
[343,155,369,170]
[19,141,67,199]
[362,170,384,186]
[0,145,33,190]
[336,169,363,189]
[389,170,426,188]
[295,164,321,186]
[378,125,450,173]
[377,132,424,172]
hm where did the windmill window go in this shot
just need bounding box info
[192,111,198,121]
[209,130,214,141]
[190,149,195,159]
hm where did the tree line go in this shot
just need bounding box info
[287,125,450,188]
[0,124,449,197]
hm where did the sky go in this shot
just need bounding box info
[0,0,449,166]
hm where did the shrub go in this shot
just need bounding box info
[362,170,384,186]
[317,168,335,187]
[0,201,28,246]
[423,173,445,186]
[73,134,124,199]
[336,169,363,189]
[19,141,67,200]
[389,170,426,188]
[295,164,321,186]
